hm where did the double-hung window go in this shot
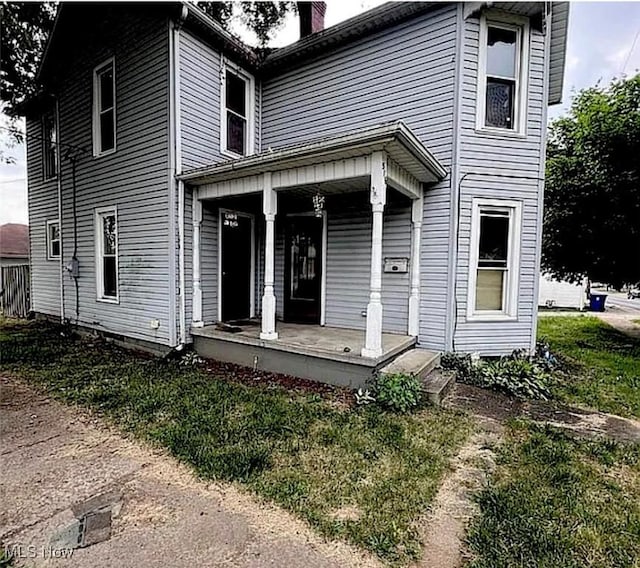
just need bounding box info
[221,60,254,157]
[477,15,529,133]
[47,220,60,260]
[43,112,57,179]
[468,199,522,319]
[95,208,118,302]
[93,58,116,156]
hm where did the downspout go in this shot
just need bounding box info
[168,18,178,347]
[530,2,552,353]
[174,6,188,347]
[445,3,465,352]
[55,97,65,323]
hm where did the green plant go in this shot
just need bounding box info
[441,352,552,400]
[373,372,423,413]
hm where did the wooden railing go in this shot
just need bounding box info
[1,265,30,318]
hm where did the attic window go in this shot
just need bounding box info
[477,14,530,134]
[221,60,254,157]
[43,111,57,180]
[93,58,116,156]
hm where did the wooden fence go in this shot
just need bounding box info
[1,265,30,318]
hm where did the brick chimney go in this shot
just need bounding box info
[298,2,326,38]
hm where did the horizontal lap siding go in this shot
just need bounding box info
[453,16,546,355]
[26,118,60,317]
[262,5,458,345]
[201,202,218,324]
[56,12,172,345]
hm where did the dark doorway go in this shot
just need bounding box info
[284,214,323,324]
[221,210,252,322]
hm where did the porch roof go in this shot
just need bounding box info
[178,121,447,190]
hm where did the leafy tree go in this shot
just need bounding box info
[542,74,640,289]
[0,1,295,137]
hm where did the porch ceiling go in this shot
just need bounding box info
[178,121,447,200]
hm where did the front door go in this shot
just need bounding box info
[284,215,323,324]
[221,210,252,322]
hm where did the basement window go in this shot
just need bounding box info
[467,199,522,320]
[95,207,118,302]
[221,60,254,157]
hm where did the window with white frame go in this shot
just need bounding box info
[221,61,254,156]
[47,220,60,260]
[93,58,116,156]
[95,208,118,301]
[43,112,57,179]
[477,15,529,133]
[468,199,522,319]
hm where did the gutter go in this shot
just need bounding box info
[178,121,447,184]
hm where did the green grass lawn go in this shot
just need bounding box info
[538,316,640,418]
[466,421,640,568]
[0,320,471,565]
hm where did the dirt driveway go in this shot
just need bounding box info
[0,376,379,568]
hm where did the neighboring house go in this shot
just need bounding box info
[539,274,587,311]
[20,2,569,386]
[0,223,29,268]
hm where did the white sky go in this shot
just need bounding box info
[1,1,639,225]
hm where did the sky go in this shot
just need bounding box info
[1,1,640,226]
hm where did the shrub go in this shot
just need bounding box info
[441,350,553,401]
[372,373,423,413]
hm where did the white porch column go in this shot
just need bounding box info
[408,195,423,337]
[260,173,278,340]
[362,151,387,358]
[192,190,203,327]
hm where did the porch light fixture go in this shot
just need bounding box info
[312,193,325,217]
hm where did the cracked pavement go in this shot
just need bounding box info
[0,376,379,568]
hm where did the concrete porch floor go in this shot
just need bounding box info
[191,322,416,388]
[192,322,415,366]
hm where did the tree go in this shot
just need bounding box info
[542,74,640,289]
[0,1,295,135]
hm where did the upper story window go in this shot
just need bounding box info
[477,14,529,134]
[42,112,57,180]
[95,207,118,302]
[221,60,255,157]
[47,220,60,260]
[93,58,116,156]
[467,199,522,320]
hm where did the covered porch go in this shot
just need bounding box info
[179,122,446,380]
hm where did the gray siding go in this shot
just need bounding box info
[52,10,173,344]
[201,202,218,324]
[179,29,261,170]
[452,15,547,355]
[262,5,458,348]
[26,117,60,317]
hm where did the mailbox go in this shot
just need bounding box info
[383,257,409,273]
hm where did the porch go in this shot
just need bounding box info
[192,322,419,388]
[179,122,447,384]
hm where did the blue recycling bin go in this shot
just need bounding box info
[589,294,607,312]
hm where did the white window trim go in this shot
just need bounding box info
[92,57,116,157]
[467,198,522,321]
[220,57,255,159]
[476,12,530,136]
[46,220,60,261]
[42,112,57,181]
[95,206,119,304]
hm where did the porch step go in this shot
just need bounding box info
[422,370,456,407]
[379,349,454,406]
[378,348,441,379]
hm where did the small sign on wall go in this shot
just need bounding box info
[223,212,239,228]
[383,257,409,273]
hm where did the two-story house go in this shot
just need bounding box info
[21,1,569,387]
